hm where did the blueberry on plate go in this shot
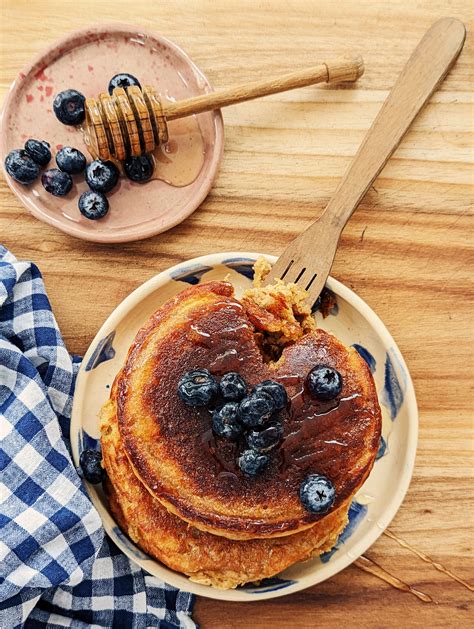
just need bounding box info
[124,154,154,183]
[79,449,104,484]
[24,139,51,166]
[177,369,218,407]
[238,449,269,477]
[246,420,284,453]
[108,73,141,95]
[212,402,243,440]
[41,168,73,196]
[4,149,40,184]
[253,380,288,411]
[219,372,247,401]
[300,474,335,514]
[85,160,119,193]
[78,190,109,220]
[307,365,343,400]
[53,89,86,125]
[239,391,275,428]
[56,146,86,174]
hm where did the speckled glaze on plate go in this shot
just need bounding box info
[70,253,418,601]
[0,24,224,242]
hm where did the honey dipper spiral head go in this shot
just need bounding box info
[84,85,168,162]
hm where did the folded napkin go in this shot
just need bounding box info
[0,246,196,628]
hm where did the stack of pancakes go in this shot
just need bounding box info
[100,277,381,588]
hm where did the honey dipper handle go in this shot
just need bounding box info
[161,57,364,120]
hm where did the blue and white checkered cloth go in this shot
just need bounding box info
[0,246,196,628]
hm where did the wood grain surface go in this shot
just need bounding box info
[1,1,473,627]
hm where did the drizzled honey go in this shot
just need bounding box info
[83,86,205,188]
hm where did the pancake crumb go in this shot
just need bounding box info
[241,256,316,362]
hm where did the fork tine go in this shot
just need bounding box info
[263,214,338,304]
[278,257,296,282]
[297,267,319,292]
[266,251,319,288]
[265,255,294,284]
[267,257,325,309]
[279,260,304,285]
[306,274,327,308]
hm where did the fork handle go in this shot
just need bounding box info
[318,17,465,232]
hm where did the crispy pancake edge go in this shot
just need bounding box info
[100,398,349,588]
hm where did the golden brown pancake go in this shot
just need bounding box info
[114,281,381,540]
[100,396,348,588]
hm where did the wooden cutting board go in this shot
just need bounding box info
[0,1,472,627]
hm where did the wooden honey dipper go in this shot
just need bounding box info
[84,56,364,162]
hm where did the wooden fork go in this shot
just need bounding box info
[264,18,466,305]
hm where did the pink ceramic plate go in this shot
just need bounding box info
[0,24,224,242]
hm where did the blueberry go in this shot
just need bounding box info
[246,420,284,453]
[108,73,141,95]
[53,89,85,125]
[24,139,51,166]
[219,372,247,401]
[253,380,288,411]
[4,149,40,184]
[124,154,154,183]
[239,391,275,428]
[85,160,119,193]
[307,365,343,400]
[79,449,104,484]
[56,146,86,174]
[238,449,270,477]
[212,402,243,440]
[41,169,72,196]
[178,369,218,407]
[78,190,109,220]
[300,474,335,514]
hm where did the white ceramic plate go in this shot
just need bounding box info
[70,252,418,601]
